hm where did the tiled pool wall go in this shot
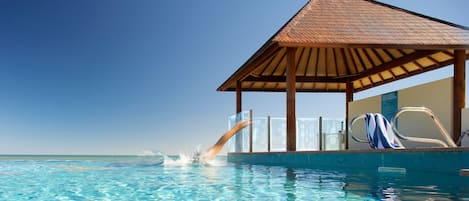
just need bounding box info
[228,148,469,175]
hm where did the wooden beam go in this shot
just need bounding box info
[272,50,288,76]
[453,49,466,145]
[238,43,281,78]
[297,48,307,89]
[236,81,242,113]
[304,48,313,76]
[233,88,346,93]
[243,75,348,83]
[347,48,365,88]
[217,42,280,91]
[347,48,359,74]
[350,50,438,81]
[236,51,466,93]
[325,48,329,78]
[286,47,297,152]
[235,80,242,152]
[313,48,320,90]
[341,48,352,75]
[379,50,400,79]
[353,48,375,85]
[333,48,340,77]
[345,82,354,150]
[354,55,469,93]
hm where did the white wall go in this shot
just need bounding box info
[397,78,453,148]
[348,96,381,150]
[348,78,453,150]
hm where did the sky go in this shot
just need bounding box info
[0,0,468,155]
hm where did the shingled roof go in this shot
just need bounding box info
[218,0,469,93]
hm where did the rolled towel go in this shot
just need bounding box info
[365,113,377,149]
[361,113,404,149]
[374,114,402,149]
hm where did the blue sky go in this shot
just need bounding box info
[0,0,468,155]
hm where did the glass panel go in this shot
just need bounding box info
[227,111,251,153]
[270,117,286,152]
[241,111,250,152]
[297,118,320,151]
[228,112,344,153]
[322,118,345,151]
[227,115,236,152]
[252,117,267,152]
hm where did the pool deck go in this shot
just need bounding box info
[228,147,469,175]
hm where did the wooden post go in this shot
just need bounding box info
[267,115,271,152]
[249,109,253,152]
[235,80,243,152]
[345,82,354,150]
[236,81,242,114]
[286,47,297,152]
[453,50,466,145]
[319,116,323,151]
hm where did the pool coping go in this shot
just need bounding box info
[228,147,469,175]
[228,147,469,154]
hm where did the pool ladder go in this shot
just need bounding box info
[350,107,457,148]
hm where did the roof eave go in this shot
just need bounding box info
[217,41,280,92]
[275,41,469,50]
[217,1,311,92]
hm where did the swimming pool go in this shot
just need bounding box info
[0,155,467,200]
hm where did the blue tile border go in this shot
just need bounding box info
[228,148,469,175]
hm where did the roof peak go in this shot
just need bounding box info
[273,0,469,48]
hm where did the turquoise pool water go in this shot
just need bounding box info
[0,155,467,200]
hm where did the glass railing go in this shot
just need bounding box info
[322,118,345,151]
[270,117,286,152]
[228,111,345,153]
[251,117,268,152]
[228,111,251,152]
[297,118,320,151]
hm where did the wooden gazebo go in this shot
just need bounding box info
[218,0,469,151]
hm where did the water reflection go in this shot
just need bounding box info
[342,169,469,200]
[284,168,297,201]
[231,165,351,200]
[227,163,468,200]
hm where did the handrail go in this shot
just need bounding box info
[348,114,369,143]
[391,107,457,148]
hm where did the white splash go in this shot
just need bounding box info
[142,120,249,166]
[162,153,192,166]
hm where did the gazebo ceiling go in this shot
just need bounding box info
[218,0,469,93]
[227,46,469,92]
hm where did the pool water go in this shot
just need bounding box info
[0,155,467,200]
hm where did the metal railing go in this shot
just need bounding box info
[349,114,371,143]
[349,107,457,148]
[392,107,456,148]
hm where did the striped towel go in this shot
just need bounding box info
[365,113,403,149]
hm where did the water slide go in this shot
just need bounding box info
[200,120,250,161]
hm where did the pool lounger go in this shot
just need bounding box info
[350,107,457,149]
